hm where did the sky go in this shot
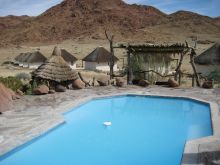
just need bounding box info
[0,0,219,17]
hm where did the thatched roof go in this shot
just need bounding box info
[83,47,119,63]
[115,43,186,54]
[194,43,220,65]
[15,51,47,63]
[32,47,78,82]
[52,48,77,63]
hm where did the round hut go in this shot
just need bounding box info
[194,42,220,76]
[14,51,47,69]
[32,47,79,87]
[83,46,119,71]
[60,49,78,69]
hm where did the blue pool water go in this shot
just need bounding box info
[0,95,212,165]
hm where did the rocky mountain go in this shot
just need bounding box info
[0,0,219,47]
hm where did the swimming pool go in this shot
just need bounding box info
[0,95,212,165]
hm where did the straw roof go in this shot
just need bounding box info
[33,47,78,82]
[61,49,77,63]
[194,42,220,65]
[15,51,47,63]
[83,47,119,63]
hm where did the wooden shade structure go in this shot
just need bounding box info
[114,43,187,84]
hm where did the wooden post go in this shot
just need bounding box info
[92,77,96,86]
[178,72,182,85]
[192,75,195,87]
[81,60,84,68]
[78,72,90,87]
[127,50,132,84]
[190,49,201,87]
[105,30,114,79]
[175,52,184,81]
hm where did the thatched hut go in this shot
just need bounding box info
[32,47,78,86]
[53,49,77,69]
[194,42,220,76]
[14,51,47,69]
[83,46,119,71]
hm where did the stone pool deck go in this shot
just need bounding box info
[0,86,220,165]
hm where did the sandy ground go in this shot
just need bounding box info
[0,39,215,78]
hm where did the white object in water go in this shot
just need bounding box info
[0,136,4,143]
[103,121,112,126]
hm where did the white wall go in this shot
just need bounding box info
[84,62,97,70]
[18,63,23,67]
[23,63,28,68]
[68,62,77,69]
[17,62,43,69]
[28,63,43,69]
[84,61,118,71]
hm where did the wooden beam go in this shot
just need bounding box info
[127,50,132,84]
[190,49,201,87]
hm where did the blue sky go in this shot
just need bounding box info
[125,0,220,17]
[0,0,219,17]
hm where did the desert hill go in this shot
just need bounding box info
[0,0,219,47]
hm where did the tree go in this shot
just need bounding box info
[105,30,115,79]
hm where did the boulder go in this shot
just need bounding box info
[116,78,126,87]
[72,79,85,89]
[138,79,150,87]
[168,78,179,87]
[16,89,24,96]
[0,83,17,112]
[12,95,21,100]
[97,77,109,86]
[55,85,66,92]
[33,85,49,95]
[202,81,213,89]
[48,90,56,94]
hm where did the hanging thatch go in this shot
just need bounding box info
[83,46,119,63]
[115,43,186,54]
[32,47,78,82]
[194,42,220,65]
[14,51,47,63]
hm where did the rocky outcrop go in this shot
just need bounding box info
[0,83,20,112]
[97,77,109,86]
[138,79,150,87]
[72,79,85,89]
[202,81,214,89]
[48,89,56,94]
[16,89,24,96]
[168,78,179,87]
[116,78,126,87]
[55,85,66,92]
[33,85,49,95]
